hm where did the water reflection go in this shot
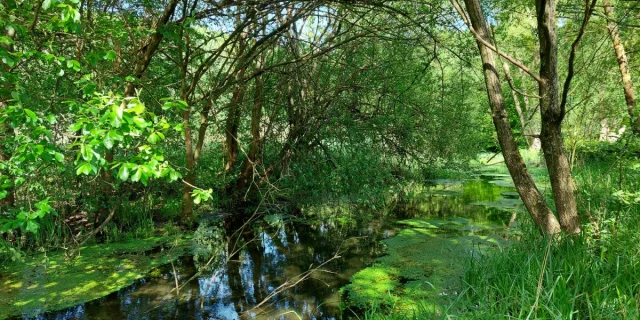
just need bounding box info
[35,178,518,320]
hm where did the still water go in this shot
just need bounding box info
[35,177,519,320]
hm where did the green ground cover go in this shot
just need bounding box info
[0,236,189,319]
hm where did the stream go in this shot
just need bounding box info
[32,174,520,320]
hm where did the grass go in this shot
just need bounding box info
[458,219,640,319]
[361,147,640,319]
[458,154,640,319]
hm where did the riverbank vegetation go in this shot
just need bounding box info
[1,0,640,318]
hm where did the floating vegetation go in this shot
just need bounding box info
[0,236,189,318]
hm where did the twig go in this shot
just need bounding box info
[171,259,180,297]
[559,0,598,116]
[245,253,343,315]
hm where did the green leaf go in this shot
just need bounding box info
[169,170,182,182]
[147,132,159,144]
[76,162,93,175]
[34,144,44,155]
[70,122,83,132]
[34,199,52,216]
[127,101,145,115]
[103,137,114,149]
[26,220,39,234]
[67,59,81,71]
[42,0,53,10]
[131,167,142,182]
[54,152,64,163]
[80,144,93,161]
[177,100,189,110]
[103,50,117,60]
[118,165,129,181]
[24,109,37,121]
[133,117,147,128]
[107,130,123,141]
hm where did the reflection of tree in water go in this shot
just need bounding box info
[46,181,519,319]
[393,180,514,224]
[187,214,391,319]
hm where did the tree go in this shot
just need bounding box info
[454,0,561,235]
[603,0,639,135]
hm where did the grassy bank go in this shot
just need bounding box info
[456,151,640,319]
[359,145,640,319]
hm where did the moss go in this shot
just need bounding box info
[0,236,189,319]
[341,219,505,316]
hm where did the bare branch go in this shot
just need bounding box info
[559,0,598,116]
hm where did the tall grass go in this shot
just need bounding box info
[461,227,640,319]
[457,152,640,319]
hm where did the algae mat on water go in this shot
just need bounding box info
[0,236,189,319]
[341,219,504,315]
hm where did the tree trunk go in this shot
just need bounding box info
[237,55,264,197]
[603,0,639,134]
[535,0,580,233]
[224,25,249,172]
[463,0,561,235]
[180,95,215,223]
[503,63,531,148]
[180,105,196,224]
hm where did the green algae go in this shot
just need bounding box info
[341,219,505,316]
[0,236,190,319]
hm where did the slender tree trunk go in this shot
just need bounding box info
[224,25,248,172]
[603,0,639,134]
[181,103,196,223]
[463,0,561,235]
[503,63,531,148]
[535,0,580,233]
[180,95,215,223]
[522,51,542,151]
[237,55,264,196]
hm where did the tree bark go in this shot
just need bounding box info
[535,0,580,233]
[503,63,532,148]
[462,0,561,235]
[237,55,264,196]
[603,0,639,134]
[224,22,249,172]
